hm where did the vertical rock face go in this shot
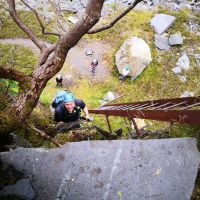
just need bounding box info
[0,138,199,200]
[115,37,152,78]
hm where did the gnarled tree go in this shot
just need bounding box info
[0,0,142,135]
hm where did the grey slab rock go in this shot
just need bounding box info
[172,66,182,74]
[169,32,183,45]
[150,14,176,34]
[0,179,35,200]
[0,138,199,200]
[194,54,200,67]
[154,34,170,50]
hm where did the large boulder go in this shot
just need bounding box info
[115,37,152,79]
[0,138,199,200]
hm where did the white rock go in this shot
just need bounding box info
[115,37,152,78]
[178,75,187,82]
[180,91,194,98]
[176,54,190,71]
[106,91,115,101]
[172,66,182,74]
[131,118,146,131]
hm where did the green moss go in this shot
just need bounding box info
[169,124,200,150]
[0,44,37,75]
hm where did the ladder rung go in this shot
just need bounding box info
[139,103,159,110]
[120,105,135,110]
[115,105,128,110]
[160,102,187,110]
[130,103,150,110]
[151,102,172,110]
[180,102,200,110]
[120,104,140,110]
[98,106,116,110]
[109,106,122,110]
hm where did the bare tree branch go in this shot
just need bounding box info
[88,0,143,34]
[0,0,106,135]
[7,0,44,50]
[38,44,56,65]
[48,0,68,33]
[20,0,61,37]
[29,124,62,147]
[0,65,30,84]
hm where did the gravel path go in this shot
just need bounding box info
[0,38,112,82]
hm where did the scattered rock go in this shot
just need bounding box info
[186,19,199,33]
[176,54,190,71]
[172,66,182,74]
[180,91,195,98]
[154,34,170,50]
[103,91,115,101]
[150,14,176,34]
[85,50,93,56]
[178,75,187,82]
[168,32,183,45]
[194,54,200,67]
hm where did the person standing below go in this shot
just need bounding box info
[56,74,63,87]
[54,93,90,132]
[119,65,130,82]
[90,59,98,76]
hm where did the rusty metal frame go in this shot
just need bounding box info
[89,96,200,125]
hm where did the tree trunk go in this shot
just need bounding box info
[0,0,142,135]
[0,0,104,135]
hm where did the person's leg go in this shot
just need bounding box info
[55,121,80,133]
[119,75,125,81]
[121,75,126,80]
[91,67,95,76]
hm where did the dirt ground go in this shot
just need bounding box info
[66,39,112,82]
[0,38,112,82]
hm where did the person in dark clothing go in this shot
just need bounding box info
[90,59,98,76]
[56,74,63,87]
[54,93,90,132]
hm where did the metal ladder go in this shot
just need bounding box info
[89,96,200,136]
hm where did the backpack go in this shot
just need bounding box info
[52,91,70,108]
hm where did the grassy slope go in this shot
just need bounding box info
[1,8,200,135]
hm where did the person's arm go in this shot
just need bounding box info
[83,106,90,119]
[54,107,62,122]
